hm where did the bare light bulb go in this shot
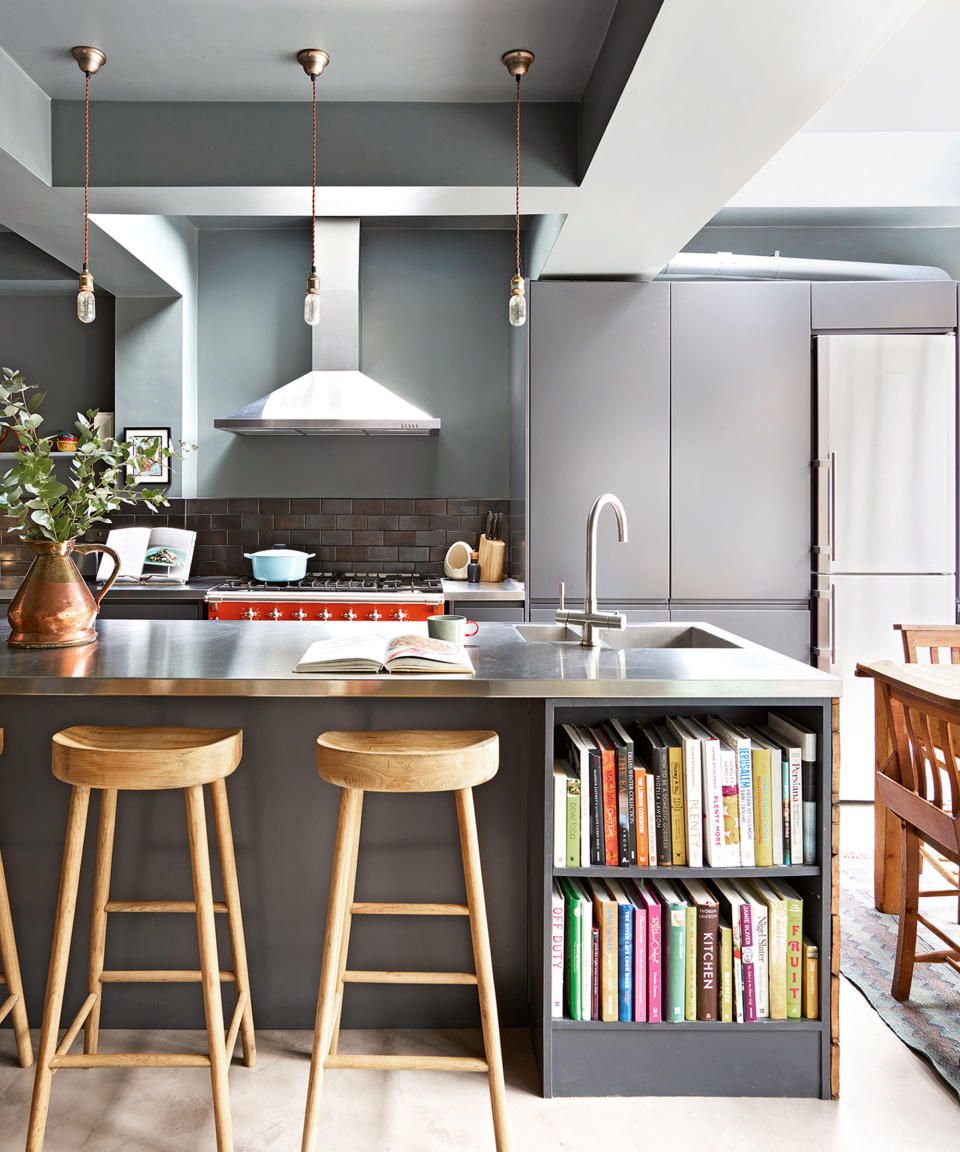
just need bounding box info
[304,268,321,327]
[508,275,526,327]
[77,268,95,324]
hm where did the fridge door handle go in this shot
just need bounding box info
[830,580,837,666]
[812,457,831,570]
[812,583,834,672]
[829,451,837,564]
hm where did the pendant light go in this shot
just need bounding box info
[71,46,106,325]
[298,48,330,327]
[501,49,534,327]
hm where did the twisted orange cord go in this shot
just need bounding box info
[515,74,521,277]
[311,73,317,269]
[84,70,90,268]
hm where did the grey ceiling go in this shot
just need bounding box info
[0,0,617,102]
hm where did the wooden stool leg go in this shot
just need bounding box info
[329,792,363,1057]
[456,787,509,1152]
[301,787,363,1152]
[186,785,233,1152]
[210,777,256,1068]
[893,821,921,1002]
[0,844,32,1067]
[85,788,117,1055]
[26,785,90,1152]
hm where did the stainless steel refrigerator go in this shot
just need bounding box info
[814,333,957,800]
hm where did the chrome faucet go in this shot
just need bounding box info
[555,493,629,647]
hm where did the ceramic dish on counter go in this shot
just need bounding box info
[443,540,471,580]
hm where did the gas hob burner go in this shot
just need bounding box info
[210,571,443,595]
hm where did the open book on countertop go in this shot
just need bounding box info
[96,527,196,583]
[294,633,475,675]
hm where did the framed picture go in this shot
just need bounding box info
[123,427,171,485]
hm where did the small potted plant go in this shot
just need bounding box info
[0,367,190,648]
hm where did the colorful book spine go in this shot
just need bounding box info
[665,739,686,865]
[775,881,804,1020]
[590,730,618,867]
[769,742,784,866]
[739,902,758,1023]
[592,926,600,1020]
[781,755,791,865]
[787,746,803,868]
[718,743,740,865]
[617,896,634,1023]
[655,884,686,1023]
[565,777,580,867]
[766,710,818,865]
[572,879,593,1022]
[696,899,719,1022]
[733,736,757,867]
[608,719,638,866]
[644,730,672,866]
[719,918,733,1023]
[559,878,582,1020]
[633,899,647,1023]
[684,902,697,1021]
[551,881,565,1018]
[634,769,649,866]
[753,881,787,1020]
[636,881,662,1023]
[752,745,773,868]
[802,936,819,1020]
[584,736,603,865]
[645,773,658,867]
[686,719,726,866]
[590,880,618,1022]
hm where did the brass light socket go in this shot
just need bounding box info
[78,269,94,292]
[71,46,106,75]
[297,49,330,78]
[509,275,525,294]
[306,271,321,294]
[501,49,534,79]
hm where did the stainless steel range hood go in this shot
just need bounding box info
[215,220,440,436]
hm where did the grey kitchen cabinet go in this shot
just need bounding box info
[670,281,811,602]
[97,600,206,620]
[449,603,524,622]
[811,280,957,332]
[669,604,811,663]
[528,281,670,604]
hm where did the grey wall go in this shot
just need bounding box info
[198,227,514,497]
[685,224,960,279]
[0,293,114,436]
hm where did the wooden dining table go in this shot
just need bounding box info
[870,661,960,912]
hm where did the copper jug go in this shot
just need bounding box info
[7,540,121,649]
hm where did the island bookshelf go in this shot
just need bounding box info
[530,696,838,1100]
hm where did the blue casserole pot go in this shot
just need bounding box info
[244,546,315,582]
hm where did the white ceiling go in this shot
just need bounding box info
[804,0,958,130]
[0,0,616,102]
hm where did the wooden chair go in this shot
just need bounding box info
[0,728,33,1067]
[302,729,508,1152]
[895,624,960,920]
[25,726,256,1152]
[857,661,960,1000]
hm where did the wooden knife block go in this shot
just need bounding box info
[477,534,505,583]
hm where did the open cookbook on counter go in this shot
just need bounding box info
[96,527,196,583]
[294,633,475,675]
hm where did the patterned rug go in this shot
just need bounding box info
[841,851,960,1098]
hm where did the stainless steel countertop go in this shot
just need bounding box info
[441,577,524,602]
[0,619,841,699]
[0,575,217,602]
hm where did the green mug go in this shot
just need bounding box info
[427,614,479,644]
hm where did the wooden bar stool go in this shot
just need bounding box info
[26,726,256,1152]
[0,729,33,1067]
[302,729,508,1152]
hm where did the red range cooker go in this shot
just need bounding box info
[205,572,444,622]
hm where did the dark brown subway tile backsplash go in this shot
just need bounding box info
[0,498,512,579]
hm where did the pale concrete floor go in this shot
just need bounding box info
[1,805,956,1150]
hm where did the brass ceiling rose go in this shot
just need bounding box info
[501,49,534,79]
[71,46,106,75]
[297,49,330,78]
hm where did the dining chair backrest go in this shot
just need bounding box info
[896,623,960,666]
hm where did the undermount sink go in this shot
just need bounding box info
[513,623,741,649]
[513,624,585,644]
[599,624,740,650]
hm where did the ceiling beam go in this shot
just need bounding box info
[540,0,931,279]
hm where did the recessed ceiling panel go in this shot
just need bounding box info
[0,0,616,101]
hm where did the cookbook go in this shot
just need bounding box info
[96,526,196,583]
[294,633,475,675]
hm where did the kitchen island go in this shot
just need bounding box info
[0,620,840,1098]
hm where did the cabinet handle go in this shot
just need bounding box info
[830,582,837,667]
[829,451,837,563]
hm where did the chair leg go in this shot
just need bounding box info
[456,787,509,1152]
[210,777,256,1068]
[84,788,117,1055]
[0,844,32,1068]
[329,792,363,1057]
[892,821,921,1002]
[26,785,90,1152]
[186,785,233,1152]
[301,787,363,1152]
